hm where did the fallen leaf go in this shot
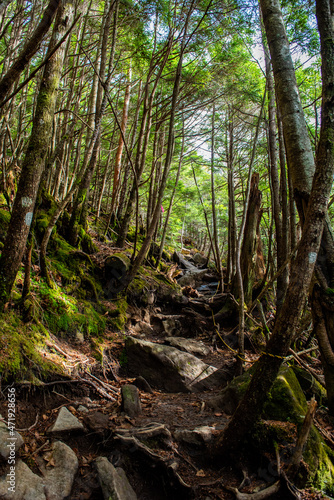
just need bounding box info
[196,469,206,477]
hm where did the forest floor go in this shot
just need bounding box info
[0,245,334,499]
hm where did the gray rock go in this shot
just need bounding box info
[121,385,142,417]
[125,337,227,393]
[49,406,84,433]
[43,441,78,500]
[77,405,89,413]
[178,269,208,288]
[96,456,137,500]
[192,252,207,266]
[133,321,154,336]
[165,337,210,356]
[0,414,24,460]
[0,459,46,499]
[162,318,181,337]
[174,426,214,446]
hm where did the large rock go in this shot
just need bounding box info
[96,457,137,500]
[208,365,307,418]
[125,337,227,393]
[0,414,24,460]
[208,365,334,495]
[49,406,84,434]
[0,459,46,500]
[165,337,210,356]
[43,441,78,500]
[192,252,207,267]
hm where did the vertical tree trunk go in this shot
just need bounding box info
[109,65,132,218]
[239,172,263,306]
[226,111,237,283]
[0,0,61,103]
[157,117,185,266]
[116,34,174,248]
[211,103,223,291]
[215,0,334,457]
[264,37,286,310]
[0,0,74,308]
[68,0,117,242]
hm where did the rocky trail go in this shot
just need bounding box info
[0,250,332,500]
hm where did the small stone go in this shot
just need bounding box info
[96,456,137,500]
[121,385,142,417]
[76,331,84,343]
[43,441,78,500]
[174,426,214,446]
[77,405,89,413]
[0,414,24,460]
[49,406,84,434]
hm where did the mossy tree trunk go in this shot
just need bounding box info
[0,0,74,309]
[0,0,61,104]
[215,0,334,458]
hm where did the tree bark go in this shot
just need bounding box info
[0,0,74,308]
[0,0,61,103]
[214,0,334,457]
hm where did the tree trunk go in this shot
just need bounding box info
[109,67,132,217]
[226,110,237,283]
[211,103,223,291]
[116,33,174,248]
[215,0,334,457]
[263,36,286,310]
[0,0,74,308]
[68,0,117,243]
[0,0,61,103]
[239,172,263,306]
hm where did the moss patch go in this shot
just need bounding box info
[303,426,334,495]
[0,312,57,381]
[36,281,106,338]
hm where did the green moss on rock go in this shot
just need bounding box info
[0,312,56,380]
[303,426,334,495]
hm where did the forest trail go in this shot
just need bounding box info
[0,249,331,500]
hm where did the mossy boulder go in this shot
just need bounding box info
[303,425,334,494]
[78,227,98,254]
[208,365,334,495]
[292,366,327,406]
[209,365,307,422]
